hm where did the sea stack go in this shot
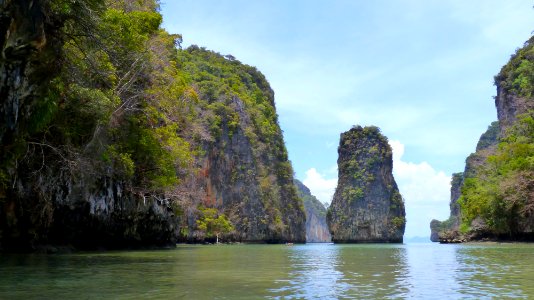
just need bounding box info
[327,126,405,243]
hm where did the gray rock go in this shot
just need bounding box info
[294,179,331,243]
[327,126,405,243]
[430,219,441,242]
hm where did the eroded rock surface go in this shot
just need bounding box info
[327,126,405,243]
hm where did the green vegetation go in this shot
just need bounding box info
[391,216,406,229]
[1,0,305,247]
[458,111,534,235]
[347,125,390,149]
[391,190,403,205]
[1,0,195,192]
[196,206,234,243]
[496,36,534,97]
[339,126,392,190]
[177,46,282,150]
[447,36,534,240]
[343,187,364,203]
[175,46,304,240]
[451,172,464,187]
[476,122,500,150]
[434,217,455,232]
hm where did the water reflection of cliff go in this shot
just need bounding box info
[269,244,345,298]
[333,245,409,298]
[3,244,534,298]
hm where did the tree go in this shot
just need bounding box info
[196,206,234,244]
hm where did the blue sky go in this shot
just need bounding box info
[161,1,534,238]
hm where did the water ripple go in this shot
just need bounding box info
[2,243,534,299]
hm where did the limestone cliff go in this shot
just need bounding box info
[167,47,306,243]
[294,179,331,243]
[431,122,500,243]
[326,126,405,243]
[0,0,50,146]
[0,0,181,251]
[430,172,464,242]
[0,1,305,251]
[430,220,443,242]
[435,35,534,242]
[448,172,465,229]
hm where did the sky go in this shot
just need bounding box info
[161,1,534,238]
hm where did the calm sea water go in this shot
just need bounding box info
[1,242,534,299]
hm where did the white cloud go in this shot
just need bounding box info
[390,140,451,238]
[302,168,337,205]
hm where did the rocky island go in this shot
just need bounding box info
[432,36,534,243]
[327,126,406,243]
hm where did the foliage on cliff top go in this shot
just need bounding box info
[496,35,534,98]
[342,126,392,156]
[176,45,299,192]
[337,126,393,193]
[176,46,284,150]
[451,172,464,187]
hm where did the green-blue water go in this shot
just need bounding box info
[1,242,534,299]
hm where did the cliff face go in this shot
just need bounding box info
[430,172,463,242]
[326,126,405,243]
[429,220,441,242]
[294,179,331,243]
[493,36,534,129]
[0,0,50,146]
[2,171,178,251]
[0,0,183,251]
[163,47,306,243]
[448,172,464,228]
[436,35,534,242]
[0,1,305,251]
[495,83,534,131]
[431,122,500,243]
